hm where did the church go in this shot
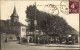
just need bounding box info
[0,6,27,38]
[10,6,27,37]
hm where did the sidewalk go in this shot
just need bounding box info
[45,44,80,48]
[20,42,80,48]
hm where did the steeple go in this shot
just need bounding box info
[11,6,19,17]
[13,6,18,17]
[10,5,19,24]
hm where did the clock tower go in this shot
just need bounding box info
[10,6,19,26]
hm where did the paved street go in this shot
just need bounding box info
[1,40,80,50]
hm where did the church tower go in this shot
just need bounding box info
[10,6,19,26]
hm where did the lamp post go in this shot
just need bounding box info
[34,2,37,43]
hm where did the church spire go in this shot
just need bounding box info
[10,5,18,18]
[12,6,18,17]
[10,5,19,23]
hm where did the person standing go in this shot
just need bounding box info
[37,36,40,44]
[27,36,30,44]
[5,35,8,42]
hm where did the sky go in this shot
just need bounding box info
[1,0,79,32]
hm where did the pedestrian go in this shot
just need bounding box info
[27,36,30,44]
[17,35,20,41]
[5,36,8,42]
[37,37,40,44]
[66,37,69,44]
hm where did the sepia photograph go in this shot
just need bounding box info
[0,0,80,50]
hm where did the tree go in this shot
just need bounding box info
[26,5,36,32]
[26,5,78,35]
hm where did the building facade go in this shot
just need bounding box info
[10,6,27,37]
[0,6,27,38]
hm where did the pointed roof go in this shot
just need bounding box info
[11,6,19,17]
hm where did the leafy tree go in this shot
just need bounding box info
[26,5,36,32]
[26,5,78,35]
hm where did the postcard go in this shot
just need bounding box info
[1,0,80,50]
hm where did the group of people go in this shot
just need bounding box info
[16,34,77,45]
[16,35,60,44]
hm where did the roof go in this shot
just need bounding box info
[0,20,26,27]
[0,20,9,26]
[10,6,19,17]
[14,22,26,26]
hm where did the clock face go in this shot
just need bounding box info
[43,4,59,15]
[60,0,69,15]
